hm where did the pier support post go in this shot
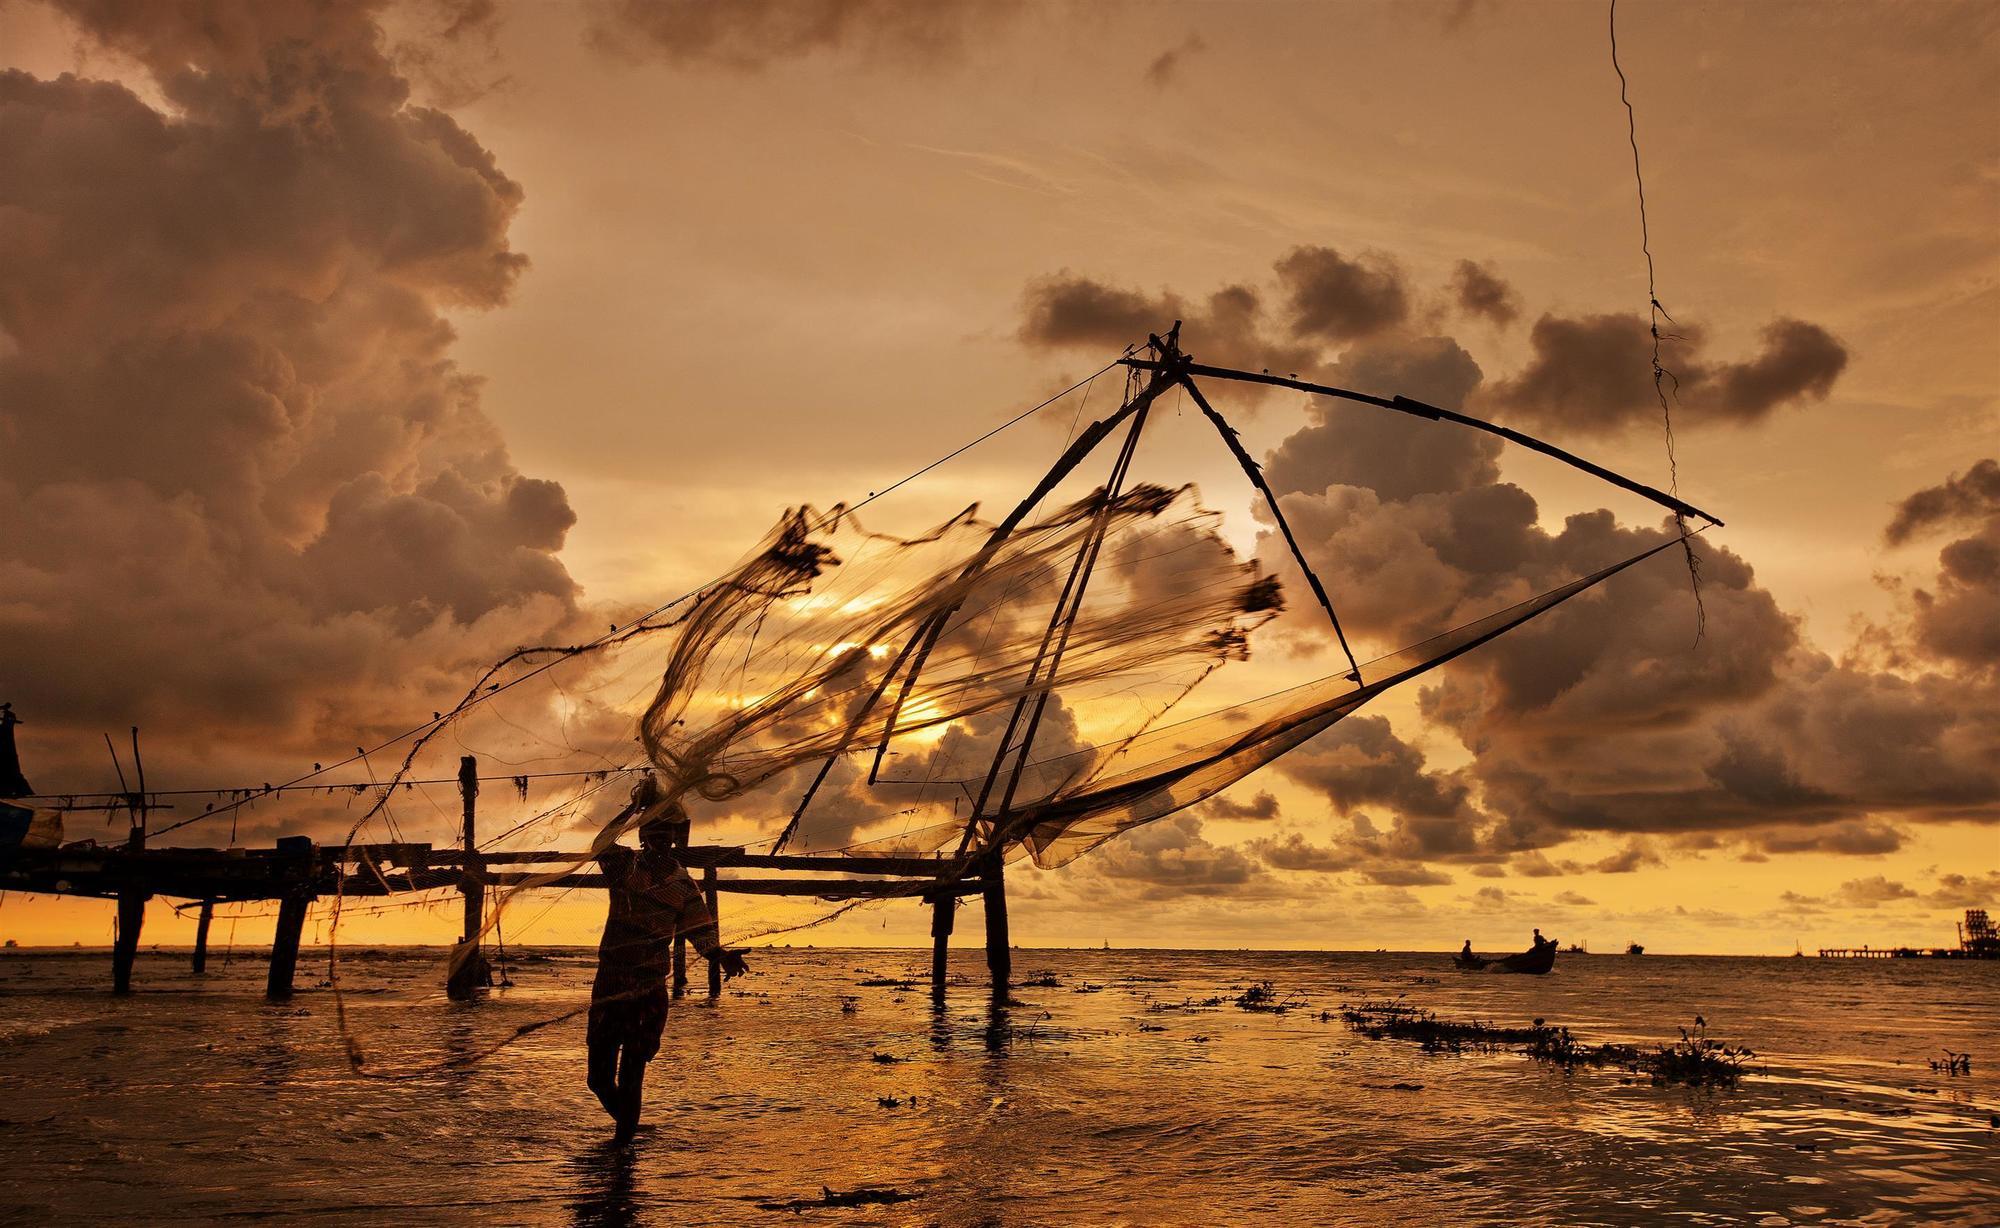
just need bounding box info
[446,755,492,1000]
[982,857,1010,993]
[930,891,955,1001]
[192,900,214,975]
[672,935,688,999]
[703,866,722,998]
[112,889,146,994]
[266,894,309,999]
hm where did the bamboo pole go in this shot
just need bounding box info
[703,866,722,998]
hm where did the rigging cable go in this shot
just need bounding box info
[1610,0,1705,643]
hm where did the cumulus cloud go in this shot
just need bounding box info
[1482,314,1848,435]
[586,0,1022,70]
[0,3,583,775]
[1273,246,1410,343]
[1089,813,1266,898]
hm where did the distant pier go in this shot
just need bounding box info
[1818,910,1999,960]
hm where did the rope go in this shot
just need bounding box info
[1610,0,1705,644]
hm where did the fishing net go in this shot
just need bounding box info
[277,348,1699,1075]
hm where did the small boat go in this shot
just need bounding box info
[1626,941,1645,956]
[1450,944,1556,975]
[1493,944,1557,975]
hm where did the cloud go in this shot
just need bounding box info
[1201,790,1281,821]
[1015,271,1317,381]
[1552,890,1595,906]
[1089,813,1266,898]
[1482,314,1848,435]
[1885,459,2000,545]
[0,4,581,768]
[1832,875,1918,908]
[1927,871,2000,908]
[1448,259,1519,326]
[1362,864,1455,886]
[586,0,1021,71]
[1144,33,1205,88]
[1750,819,1905,856]
[1589,840,1664,874]
[1274,246,1410,344]
[1248,831,1353,873]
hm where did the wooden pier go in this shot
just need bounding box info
[1,753,1011,1000]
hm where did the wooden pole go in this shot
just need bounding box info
[703,866,722,998]
[929,892,955,1001]
[192,900,214,974]
[266,894,308,999]
[983,858,1010,992]
[112,889,145,994]
[672,816,689,998]
[446,755,491,999]
[111,726,148,993]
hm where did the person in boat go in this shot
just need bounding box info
[1460,939,1475,960]
[1531,927,1547,951]
[588,778,749,1143]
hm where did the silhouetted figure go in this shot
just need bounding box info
[588,781,748,1143]
[1531,927,1546,951]
[0,704,30,798]
[1461,939,1474,959]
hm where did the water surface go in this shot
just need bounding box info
[1,947,1993,1224]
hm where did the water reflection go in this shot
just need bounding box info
[567,1139,642,1228]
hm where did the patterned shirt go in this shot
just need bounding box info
[593,845,719,999]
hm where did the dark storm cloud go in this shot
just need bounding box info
[1448,259,1519,327]
[1273,246,1410,344]
[0,3,582,768]
[1884,459,2000,545]
[586,0,1021,70]
[1482,314,1848,435]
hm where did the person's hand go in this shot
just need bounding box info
[715,949,750,979]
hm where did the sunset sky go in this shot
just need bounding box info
[1,0,1995,956]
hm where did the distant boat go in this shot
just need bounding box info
[1564,941,1588,954]
[1626,941,1645,956]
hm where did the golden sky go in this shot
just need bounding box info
[1,0,1995,955]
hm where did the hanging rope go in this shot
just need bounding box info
[1610,0,1705,644]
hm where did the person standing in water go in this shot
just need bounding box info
[588,778,748,1143]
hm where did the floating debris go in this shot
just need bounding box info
[1930,1050,1973,1076]
[1340,1003,1753,1086]
[756,1186,922,1213]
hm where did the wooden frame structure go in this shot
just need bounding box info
[2,324,1723,1004]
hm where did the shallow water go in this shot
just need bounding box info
[0,947,1994,1225]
